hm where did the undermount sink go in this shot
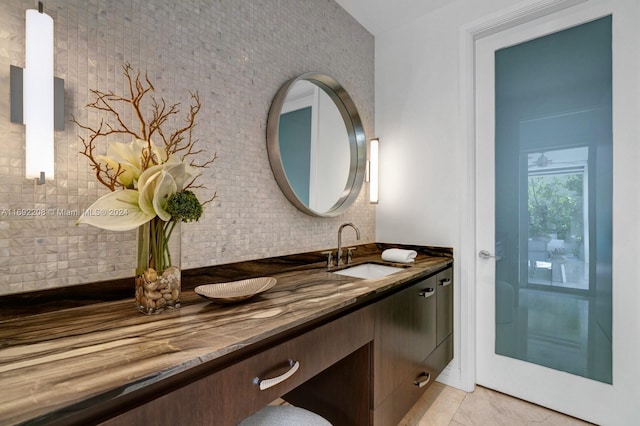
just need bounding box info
[332,263,405,279]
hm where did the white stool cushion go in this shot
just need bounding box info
[239,405,332,426]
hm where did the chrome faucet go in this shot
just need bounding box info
[337,223,360,266]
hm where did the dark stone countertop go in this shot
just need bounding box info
[0,243,452,425]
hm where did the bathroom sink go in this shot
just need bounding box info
[332,263,405,279]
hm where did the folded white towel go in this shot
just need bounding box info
[381,248,418,263]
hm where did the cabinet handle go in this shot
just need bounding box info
[253,359,300,391]
[414,371,431,388]
[418,288,435,298]
[439,278,452,287]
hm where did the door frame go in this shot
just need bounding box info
[456,0,591,392]
[456,0,640,424]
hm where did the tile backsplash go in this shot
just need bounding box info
[0,0,375,295]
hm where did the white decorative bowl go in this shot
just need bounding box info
[195,277,277,304]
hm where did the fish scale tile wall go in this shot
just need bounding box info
[0,0,375,295]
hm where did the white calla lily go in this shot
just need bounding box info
[76,189,155,232]
[152,171,178,221]
[137,170,177,221]
[138,165,164,216]
[78,137,203,234]
[108,139,145,169]
[163,161,190,190]
[95,139,148,188]
[96,155,137,188]
[137,161,197,219]
[145,140,168,164]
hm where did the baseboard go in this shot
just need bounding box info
[435,363,474,392]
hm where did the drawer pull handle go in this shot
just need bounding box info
[414,371,431,388]
[254,359,300,391]
[418,288,435,298]
[439,278,452,287]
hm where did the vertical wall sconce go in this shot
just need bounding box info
[367,138,379,204]
[10,2,63,184]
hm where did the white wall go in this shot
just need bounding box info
[374,1,640,414]
[376,0,523,241]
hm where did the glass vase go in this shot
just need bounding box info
[135,217,181,315]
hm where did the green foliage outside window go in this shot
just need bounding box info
[528,174,584,249]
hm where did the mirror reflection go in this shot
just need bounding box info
[279,81,350,212]
[267,73,365,217]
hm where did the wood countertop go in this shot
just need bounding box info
[0,244,452,425]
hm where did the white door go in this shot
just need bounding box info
[475,1,640,425]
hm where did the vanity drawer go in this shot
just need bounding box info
[420,332,453,385]
[373,363,434,426]
[373,330,454,426]
[219,306,373,422]
[102,306,373,426]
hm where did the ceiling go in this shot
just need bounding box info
[334,0,452,36]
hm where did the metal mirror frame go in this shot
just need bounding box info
[267,73,366,217]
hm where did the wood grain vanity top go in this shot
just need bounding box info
[0,244,452,425]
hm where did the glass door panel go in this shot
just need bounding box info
[494,16,612,384]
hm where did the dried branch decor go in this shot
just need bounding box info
[72,63,216,231]
[73,63,217,314]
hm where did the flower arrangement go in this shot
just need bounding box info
[73,64,216,313]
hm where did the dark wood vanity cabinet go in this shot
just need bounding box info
[101,306,375,426]
[99,266,454,426]
[372,267,453,425]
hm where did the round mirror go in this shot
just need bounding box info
[267,73,366,217]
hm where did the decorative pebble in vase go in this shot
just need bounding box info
[135,218,181,314]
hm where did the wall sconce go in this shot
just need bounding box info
[10,1,64,184]
[366,138,379,204]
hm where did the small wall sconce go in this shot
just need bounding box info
[10,1,64,185]
[366,138,379,204]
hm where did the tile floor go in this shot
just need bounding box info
[398,383,593,426]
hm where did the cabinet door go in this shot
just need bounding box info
[373,276,438,425]
[409,275,437,365]
[373,284,414,408]
[436,267,453,346]
[373,276,438,410]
